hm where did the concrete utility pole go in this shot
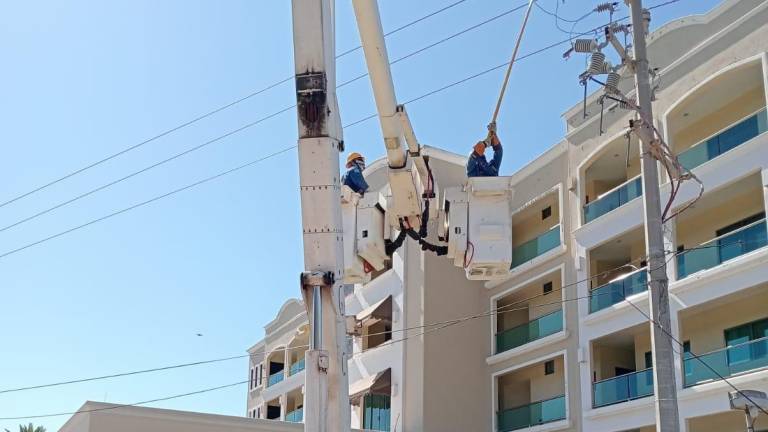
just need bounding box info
[627,1,681,430]
[290,1,351,431]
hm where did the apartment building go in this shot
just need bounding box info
[246,1,768,430]
[246,299,309,423]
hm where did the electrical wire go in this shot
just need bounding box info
[0,0,684,240]
[0,22,632,261]
[0,145,297,261]
[0,344,309,395]
[0,0,470,211]
[622,292,768,417]
[354,239,768,417]
[0,381,249,421]
[338,2,528,88]
[359,241,739,340]
[0,239,714,396]
[2,243,757,418]
[0,4,529,235]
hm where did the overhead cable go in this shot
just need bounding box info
[0,4,529,234]
[0,0,471,210]
[0,344,308,395]
[0,381,248,420]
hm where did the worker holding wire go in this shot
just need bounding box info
[466,123,503,177]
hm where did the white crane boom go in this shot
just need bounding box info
[352,0,431,226]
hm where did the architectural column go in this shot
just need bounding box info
[284,344,292,376]
[574,244,594,421]
[279,394,286,421]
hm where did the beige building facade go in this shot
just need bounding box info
[245,1,768,431]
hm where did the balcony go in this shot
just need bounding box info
[581,132,642,227]
[589,268,647,313]
[267,372,284,388]
[584,176,643,224]
[497,395,566,432]
[591,324,653,408]
[496,309,563,354]
[593,368,654,408]
[512,225,561,268]
[680,291,768,388]
[285,407,303,423]
[289,358,305,376]
[678,108,767,171]
[586,227,647,316]
[684,337,768,387]
[496,356,566,431]
[677,218,767,279]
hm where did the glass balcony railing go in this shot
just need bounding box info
[584,176,643,224]
[593,368,654,408]
[589,268,648,313]
[677,219,767,279]
[512,225,561,268]
[496,309,563,354]
[684,336,768,387]
[289,358,305,376]
[678,108,767,171]
[497,395,566,431]
[267,372,284,387]
[285,407,304,423]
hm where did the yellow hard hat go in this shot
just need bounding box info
[346,152,364,167]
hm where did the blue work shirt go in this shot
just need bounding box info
[342,165,369,194]
[466,145,503,177]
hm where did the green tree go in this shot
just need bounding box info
[5,423,46,432]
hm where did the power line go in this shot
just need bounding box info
[0,247,647,396]
[0,0,686,260]
[0,105,295,235]
[0,241,711,396]
[0,381,248,421]
[0,4,528,235]
[0,146,296,261]
[2,245,757,417]
[0,28,605,261]
[338,2,528,88]
[356,240,768,416]
[622,296,768,417]
[336,0,470,58]
[0,344,309,395]
[0,0,682,241]
[0,0,470,211]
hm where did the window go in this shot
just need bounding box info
[644,351,652,369]
[363,394,391,431]
[724,318,768,365]
[544,360,555,375]
[257,407,261,419]
[542,206,552,220]
[249,368,255,390]
[258,364,263,385]
[543,281,553,295]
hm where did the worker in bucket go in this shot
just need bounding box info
[342,152,369,194]
[467,123,503,177]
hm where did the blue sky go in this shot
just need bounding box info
[0,0,720,430]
